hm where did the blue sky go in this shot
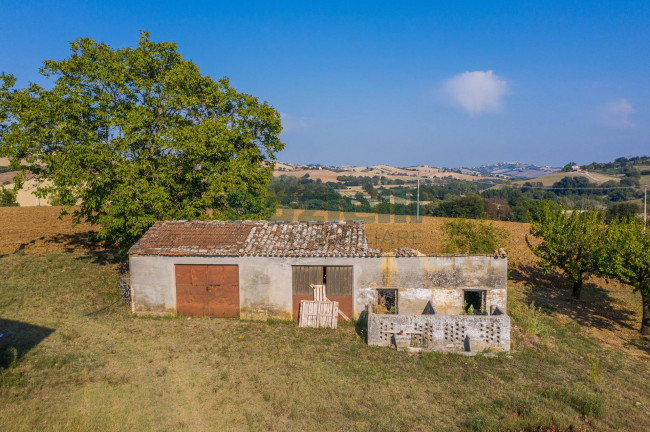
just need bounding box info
[1,1,648,167]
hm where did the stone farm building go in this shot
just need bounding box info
[128,220,510,352]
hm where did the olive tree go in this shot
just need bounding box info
[526,201,606,299]
[0,33,283,249]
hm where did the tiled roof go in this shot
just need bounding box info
[394,247,424,257]
[128,220,382,257]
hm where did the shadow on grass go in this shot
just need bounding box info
[510,264,636,333]
[12,231,108,255]
[624,337,650,355]
[0,319,55,368]
[355,310,368,342]
[74,250,127,269]
[44,231,104,252]
[43,232,128,270]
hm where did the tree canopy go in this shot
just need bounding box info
[526,201,606,299]
[601,217,650,334]
[0,32,283,248]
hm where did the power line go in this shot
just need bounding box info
[505,184,646,191]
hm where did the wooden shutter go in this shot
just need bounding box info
[292,266,323,295]
[325,266,353,296]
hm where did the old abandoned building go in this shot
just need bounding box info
[128,220,510,352]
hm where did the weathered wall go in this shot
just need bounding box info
[367,313,511,352]
[355,255,508,315]
[129,255,507,319]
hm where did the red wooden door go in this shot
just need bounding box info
[175,265,239,317]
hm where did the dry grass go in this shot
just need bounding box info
[512,171,619,187]
[1,252,649,431]
[1,208,650,431]
[274,164,496,182]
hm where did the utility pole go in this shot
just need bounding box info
[416,170,420,222]
[643,185,648,234]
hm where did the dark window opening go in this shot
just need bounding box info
[463,290,486,315]
[377,289,397,314]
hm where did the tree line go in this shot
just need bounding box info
[265,174,644,223]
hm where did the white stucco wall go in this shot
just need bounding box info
[129,254,508,319]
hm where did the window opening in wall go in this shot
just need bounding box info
[376,289,397,314]
[463,290,487,315]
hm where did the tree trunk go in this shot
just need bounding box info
[641,292,650,336]
[572,279,583,299]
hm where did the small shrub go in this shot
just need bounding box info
[0,188,19,207]
[441,218,509,254]
[575,391,605,417]
[587,355,599,384]
[510,302,550,338]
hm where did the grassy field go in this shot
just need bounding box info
[1,207,650,431]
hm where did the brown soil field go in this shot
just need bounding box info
[0,206,96,255]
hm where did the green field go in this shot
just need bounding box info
[1,251,649,431]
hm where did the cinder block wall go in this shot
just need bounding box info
[367,313,511,352]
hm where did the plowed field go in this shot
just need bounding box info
[0,206,96,255]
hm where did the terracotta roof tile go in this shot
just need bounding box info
[128,220,382,257]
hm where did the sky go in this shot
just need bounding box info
[1,1,648,167]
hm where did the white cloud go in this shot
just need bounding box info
[280,112,308,134]
[596,99,635,129]
[443,70,508,116]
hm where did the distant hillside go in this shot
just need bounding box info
[578,155,650,187]
[512,170,619,187]
[275,161,561,182]
[472,161,560,179]
[274,163,500,182]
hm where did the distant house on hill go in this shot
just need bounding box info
[128,220,510,352]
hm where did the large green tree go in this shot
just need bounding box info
[526,201,606,299]
[0,33,283,248]
[601,217,650,334]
